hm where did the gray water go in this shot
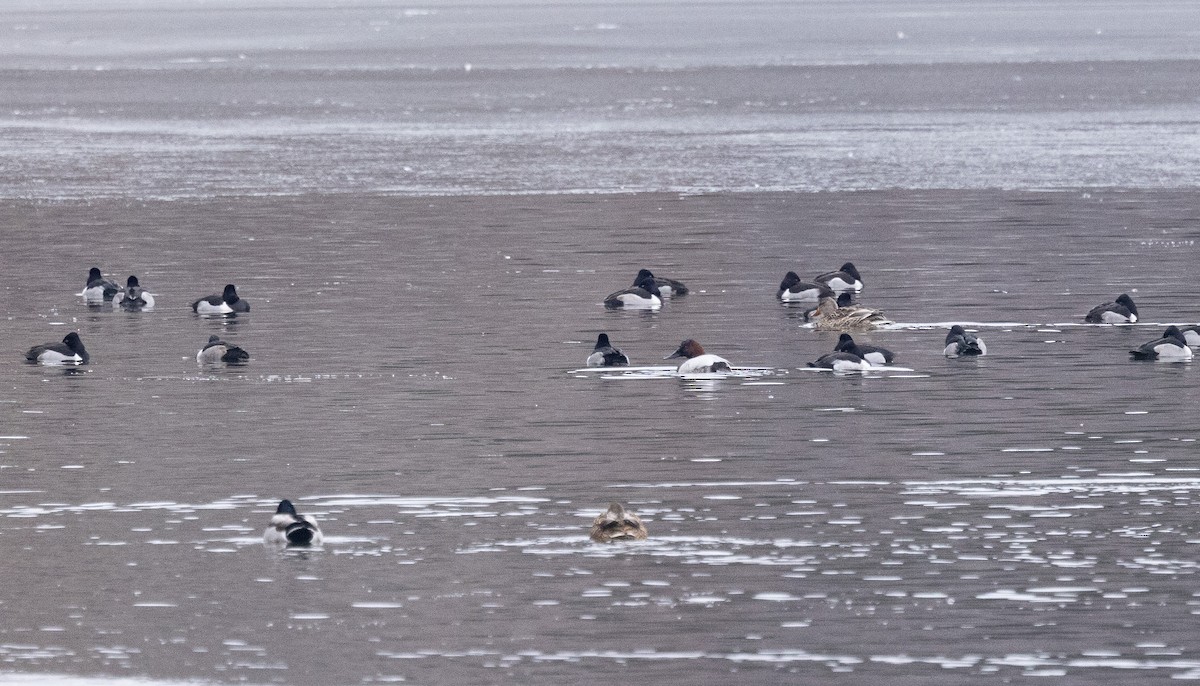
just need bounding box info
[3,2,1200,685]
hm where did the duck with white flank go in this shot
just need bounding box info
[604,274,662,309]
[1129,326,1193,361]
[82,267,120,302]
[1085,293,1138,323]
[586,333,629,367]
[944,325,986,358]
[589,502,648,543]
[26,332,89,365]
[807,295,891,331]
[635,269,688,298]
[192,284,249,314]
[835,333,896,365]
[114,275,156,311]
[263,499,323,546]
[814,262,864,293]
[1178,325,1200,347]
[665,339,732,373]
[807,349,871,372]
[778,271,835,303]
[196,335,250,364]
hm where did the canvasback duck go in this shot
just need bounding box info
[944,325,986,357]
[835,333,896,365]
[1085,294,1138,324]
[114,275,155,311]
[82,267,120,302]
[197,335,249,364]
[26,332,89,365]
[589,502,648,543]
[192,284,249,314]
[1129,326,1192,361]
[635,269,688,298]
[814,262,864,293]
[263,499,323,546]
[604,275,662,309]
[778,271,835,303]
[807,296,891,331]
[1178,325,1200,347]
[807,351,871,372]
[586,333,629,367]
[665,339,732,373]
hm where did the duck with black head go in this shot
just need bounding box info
[1085,293,1138,324]
[263,499,323,546]
[586,333,629,367]
[114,275,156,311]
[778,271,835,303]
[26,332,89,365]
[835,333,896,365]
[814,262,864,293]
[1129,326,1192,361]
[192,284,250,315]
[944,325,986,358]
[634,269,688,298]
[604,274,662,309]
[82,267,120,302]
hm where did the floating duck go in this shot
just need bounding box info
[814,262,864,293]
[1178,324,1200,347]
[807,350,871,372]
[192,284,249,314]
[604,275,662,309]
[589,502,648,543]
[26,332,89,365]
[82,267,120,302]
[778,271,835,303]
[114,275,155,311]
[635,269,688,298]
[665,339,732,373]
[1085,294,1138,323]
[196,335,249,364]
[835,333,896,365]
[807,296,891,331]
[944,325,986,357]
[263,499,323,546]
[586,333,629,367]
[1129,326,1192,361]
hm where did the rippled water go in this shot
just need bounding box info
[4,1,1200,684]
[5,190,1200,684]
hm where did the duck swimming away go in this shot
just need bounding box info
[589,502,648,543]
[944,325,986,357]
[114,275,156,311]
[586,333,629,367]
[263,499,323,546]
[82,267,120,302]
